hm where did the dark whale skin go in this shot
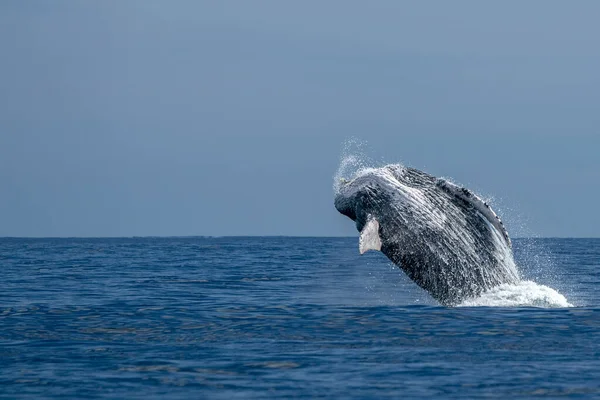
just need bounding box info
[335,165,519,306]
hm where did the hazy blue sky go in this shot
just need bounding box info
[1,1,599,237]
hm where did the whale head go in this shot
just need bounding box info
[335,165,431,233]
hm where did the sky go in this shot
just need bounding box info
[1,1,599,237]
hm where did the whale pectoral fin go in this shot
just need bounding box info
[359,217,382,254]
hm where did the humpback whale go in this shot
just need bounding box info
[335,164,520,306]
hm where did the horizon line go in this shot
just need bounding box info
[1,235,600,240]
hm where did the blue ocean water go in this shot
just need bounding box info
[1,237,599,399]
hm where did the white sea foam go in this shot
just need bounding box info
[457,280,572,308]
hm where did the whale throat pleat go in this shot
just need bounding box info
[359,217,382,254]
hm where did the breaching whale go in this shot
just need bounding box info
[335,164,520,306]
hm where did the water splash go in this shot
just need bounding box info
[458,281,573,308]
[333,138,379,194]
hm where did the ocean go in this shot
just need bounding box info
[1,237,599,398]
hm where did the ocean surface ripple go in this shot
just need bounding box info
[1,237,599,399]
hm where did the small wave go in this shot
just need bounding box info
[458,280,572,308]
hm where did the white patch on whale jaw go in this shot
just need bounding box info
[359,216,382,254]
